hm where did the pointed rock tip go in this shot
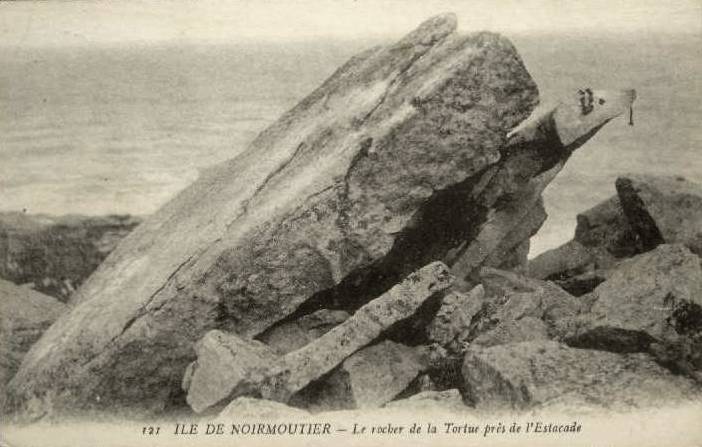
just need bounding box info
[400,12,458,46]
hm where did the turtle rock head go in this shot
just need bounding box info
[554,88,637,147]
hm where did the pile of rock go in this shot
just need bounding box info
[1,14,700,423]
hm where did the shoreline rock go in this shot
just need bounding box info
[4,13,538,418]
[0,212,142,301]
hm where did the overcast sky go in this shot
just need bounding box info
[1,0,700,47]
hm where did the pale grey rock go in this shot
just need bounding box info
[184,330,277,414]
[571,244,702,346]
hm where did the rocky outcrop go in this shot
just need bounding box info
[462,341,701,411]
[184,262,452,414]
[529,175,702,295]
[5,14,541,418]
[291,341,425,412]
[0,213,141,301]
[0,280,66,394]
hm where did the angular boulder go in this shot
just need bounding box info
[462,341,701,411]
[5,14,538,418]
[0,280,67,392]
[260,262,452,403]
[258,309,350,355]
[0,212,142,301]
[468,268,583,346]
[565,244,702,378]
[426,286,484,351]
[616,175,702,256]
[185,261,452,413]
[183,331,278,414]
[291,340,425,412]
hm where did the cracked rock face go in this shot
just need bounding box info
[4,14,538,418]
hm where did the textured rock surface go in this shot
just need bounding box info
[528,197,636,295]
[5,14,538,418]
[616,175,702,256]
[258,310,350,355]
[291,341,424,412]
[185,262,452,413]
[259,262,452,403]
[529,175,702,295]
[0,280,66,394]
[426,286,484,350]
[184,330,278,414]
[462,341,701,411]
[450,87,636,291]
[565,244,702,379]
[468,268,583,346]
[0,213,141,301]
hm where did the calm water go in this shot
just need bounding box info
[1,33,700,255]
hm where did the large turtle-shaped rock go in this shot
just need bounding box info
[5,13,635,419]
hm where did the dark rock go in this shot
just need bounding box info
[258,309,350,355]
[5,14,538,418]
[291,341,425,412]
[0,213,141,301]
[462,341,701,411]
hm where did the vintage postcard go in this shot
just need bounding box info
[1,1,701,446]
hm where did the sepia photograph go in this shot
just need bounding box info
[1,1,701,446]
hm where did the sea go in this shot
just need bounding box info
[1,32,700,256]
